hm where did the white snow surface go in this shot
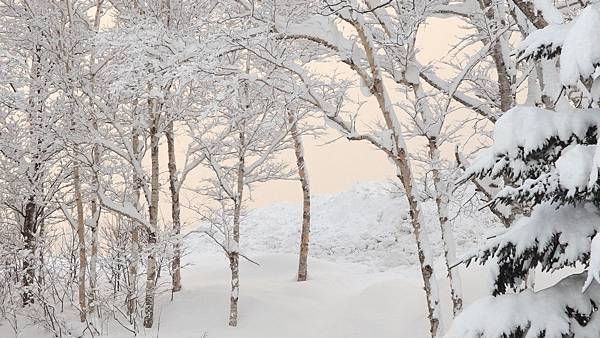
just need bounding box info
[0,182,503,338]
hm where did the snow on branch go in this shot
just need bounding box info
[462,106,600,182]
[517,3,600,86]
[446,272,600,338]
[464,202,600,294]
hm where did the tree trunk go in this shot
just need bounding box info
[428,139,463,316]
[228,252,240,327]
[287,111,311,282]
[128,122,142,316]
[87,0,103,315]
[74,165,87,322]
[166,121,182,293]
[229,131,245,327]
[478,0,515,113]
[22,197,37,306]
[144,98,161,329]
[396,157,441,337]
[353,19,441,337]
[89,154,100,315]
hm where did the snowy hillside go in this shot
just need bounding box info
[190,182,500,270]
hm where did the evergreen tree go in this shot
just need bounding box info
[447,3,600,337]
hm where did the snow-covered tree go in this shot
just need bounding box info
[447,3,600,337]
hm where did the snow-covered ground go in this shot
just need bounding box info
[0,182,504,338]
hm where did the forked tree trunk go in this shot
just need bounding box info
[353,19,441,337]
[229,131,245,327]
[73,165,87,321]
[287,111,311,282]
[144,98,161,329]
[396,156,441,337]
[166,121,182,292]
[428,138,463,316]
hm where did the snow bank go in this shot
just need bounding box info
[189,182,500,270]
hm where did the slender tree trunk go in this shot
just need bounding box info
[478,0,515,113]
[144,98,161,329]
[88,1,103,315]
[166,121,182,292]
[396,157,441,337]
[353,19,441,337]
[287,111,311,282]
[128,123,142,316]
[428,139,463,316]
[229,131,245,327]
[22,198,37,306]
[74,165,87,321]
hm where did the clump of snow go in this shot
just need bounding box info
[583,233,600,292]
[517,3,600,86]
[493,107,600,157]
[555,145,596,194]
[517,24,569,61]
[533,0,564,25]
[559,3,600,86]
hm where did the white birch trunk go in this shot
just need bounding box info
[287,110,311,282]
[73,165,87,321]
[428,139,463,316]
[229,130,245,327]
[128,123,142,316]
[143,98,160,328]
[166,121,182,292]
[353,19,442,337]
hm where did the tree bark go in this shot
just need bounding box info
[428,139,463,316]
[127,121,142,316]
[511,0,548,29]
[478,0,515,113]
[287,110,311,282]
[89,149,100,315]
[22,197,37,306]
[74,165,87,321]
[143,98,160,329]
[166,121,182,293]
[229,131,245,327]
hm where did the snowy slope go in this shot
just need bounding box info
[190,182,500,270]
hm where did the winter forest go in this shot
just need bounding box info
[2,0,600,337]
